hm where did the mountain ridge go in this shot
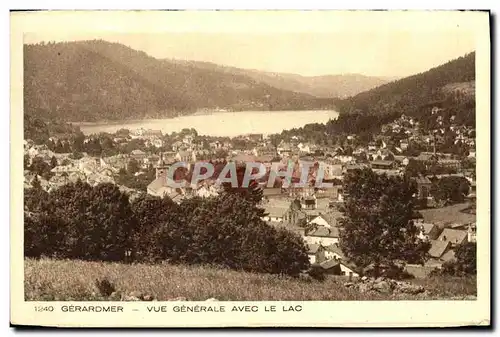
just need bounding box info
[24,40,335,122]
[165,58,396,98]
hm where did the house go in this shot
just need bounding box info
[183,135,194,145]
[231,153,258,164]
[261,206,286,223]
[414,222,441,241]
[370,160,394,170]
[412,176,432,199]
[394,156,410,166]
[301,195,317,210]
[147,175,186,203]
[288,184,315,198]
[468,223,477,243]
[282,208,307,227]
[302,209,320,222]
[100,155,129,171]
[307,243,326,265]
[86,173,115,186]
[468,181,477,199]
[320,163,343,180]
[130,149,147,162]
[171,141,187,152]
[304,226,340,246]
[321,245,360,277]
[209,140,222,150]
[176,150,197,163]
[437,228,468,247]
[245,133,264,142]
[277,141,293,156]
[317,259,360,278]
[131,128,162,138]
[50,164,79,176]
[194,184,221,198]
[376,149,395,161]
[400,140,409,150]
[343,164,364,173]
[415,152,436,162]
[148,137,164,148]
[439,159,462,171]
[297,143,311,154]
[317,185,344,202]
[309,212,341,229]
[426,240,455,267]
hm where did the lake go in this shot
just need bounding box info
[77,110,339,137]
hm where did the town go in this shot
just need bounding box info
[24,105,477,280]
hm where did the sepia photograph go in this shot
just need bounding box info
[10,10,490,327]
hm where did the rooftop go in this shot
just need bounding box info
[437,228,468,245]
[428,240,450,258]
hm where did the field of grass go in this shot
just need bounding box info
[25,258,476,301]
[420,202,476,226]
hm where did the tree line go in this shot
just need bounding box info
[24,181,310,276]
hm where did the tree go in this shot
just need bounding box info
[454,242,476,275]
[70,151,83,160]
[430,176,470,205]
[384,153,395,161]
[29,157,52,181]
[50,155,58,168]
[54,139,64,153]
[178,192,310,275]
[405,158,427,177]
[116,128,130,137]
[31,175,41,190]
[130,194,178,262]
[214,149,228,159]
[48,182,136,261]
[339,169,430,271]
[438,242,476,276]
[127,158,140,175]
[24,154,30,169]
[72,132,86,152]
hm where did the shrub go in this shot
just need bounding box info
[307,265,326,281]
[94,277,116,297]
[433,242,476,276]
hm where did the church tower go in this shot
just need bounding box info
[156,153,169,179]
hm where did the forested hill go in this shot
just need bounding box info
[334,52,476,126]
[24,40,334,122]
[276,52,476,144]
[168,59,394,98]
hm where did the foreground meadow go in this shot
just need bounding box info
[25,258,476,301]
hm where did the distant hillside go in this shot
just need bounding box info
[335,52,476,125]
[276,52,476,143]
[441,81,475,98]
[24,40,333,122]
[168,59,393,98]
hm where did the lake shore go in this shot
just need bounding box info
[76,110,340,137]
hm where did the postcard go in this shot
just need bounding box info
[10,10,490,327]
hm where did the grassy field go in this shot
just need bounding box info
[420,202,476,226]
[25,258,476,301]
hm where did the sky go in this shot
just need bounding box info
[19,11,480,78]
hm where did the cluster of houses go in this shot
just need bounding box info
[258,193,477,278]
[381,113,476,157]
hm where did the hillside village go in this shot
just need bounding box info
[24,102,477,279]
